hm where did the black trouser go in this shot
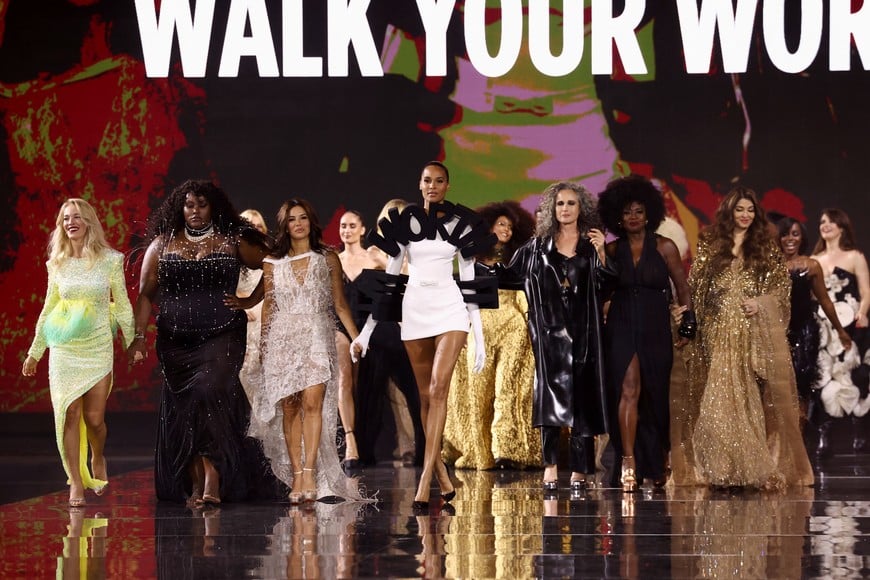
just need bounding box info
[540,427,596,474]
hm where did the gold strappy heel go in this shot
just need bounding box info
[621,456,638,493]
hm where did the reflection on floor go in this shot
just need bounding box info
[2,453,870,579]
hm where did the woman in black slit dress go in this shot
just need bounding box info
[598,176,695,491]
[131,180,282,504]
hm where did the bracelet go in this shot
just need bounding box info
[134,332,146,340]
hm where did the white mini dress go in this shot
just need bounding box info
[401,232,470,341]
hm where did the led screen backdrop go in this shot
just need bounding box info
[2,0,869,412]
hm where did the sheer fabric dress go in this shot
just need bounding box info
[155,235,279,502]
[604,233,673,482]
[682,239,813,488]
[249,252,366,501]
[27,250,134,492]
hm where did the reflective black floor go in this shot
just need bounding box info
[2,449,870,579]
[3,412,870,578]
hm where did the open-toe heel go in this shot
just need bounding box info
[302,467,317,503]
[621,456,638,493]
[289,470,303,504]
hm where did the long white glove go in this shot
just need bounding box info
[469,307,486,373]
[350,315,377,362]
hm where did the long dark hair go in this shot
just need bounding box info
[776,217,810,256]
[476,200,535,262]
[273,198,328,257]
[812,208,858,254]
[701,186,773,275]
[146,179,243,241]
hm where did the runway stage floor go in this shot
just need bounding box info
[2,454,870,579]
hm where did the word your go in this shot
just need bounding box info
[134,0,870,78]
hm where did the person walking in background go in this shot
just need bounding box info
[443,200,541,470]
[237,208,270,403]
[23,198,135,507]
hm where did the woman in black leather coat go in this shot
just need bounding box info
[501,182,616,491]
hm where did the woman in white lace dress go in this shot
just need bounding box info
[249,199,365,503]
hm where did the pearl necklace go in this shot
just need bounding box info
[184,223,214,243]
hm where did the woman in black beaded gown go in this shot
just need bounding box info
[131,180,280,504]
[776,217,851,412]
[598,176,694,491]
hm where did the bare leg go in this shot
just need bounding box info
[335,332,358,460]
[405,331,466,503]
[81,373,112,490]
[188,458,204,504]
[300,384,326,497]
[282,394,304,497]
[63,399,85,505]
[202,456,221,503]
[618,355,642,456]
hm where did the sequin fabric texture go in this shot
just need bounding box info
[680,238,813,488]
[27,250,134,490]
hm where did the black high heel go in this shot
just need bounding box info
[411,500,429,514]
[440,461,456,502]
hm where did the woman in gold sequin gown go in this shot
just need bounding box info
[679,187,813,488]
[443,201,541,470]
[22,199,135,507]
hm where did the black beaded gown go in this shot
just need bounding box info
[155,247,281,502]
[787,270,821,402]
[604,233,673,483]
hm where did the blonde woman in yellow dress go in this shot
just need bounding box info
[443,200,541,470]
[682,187,813,488]
[22,199,135,506]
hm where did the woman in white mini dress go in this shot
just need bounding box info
[353,161,492,510]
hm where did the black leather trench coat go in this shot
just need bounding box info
[501,236,616,434]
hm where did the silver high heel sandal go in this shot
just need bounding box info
[302,467,317,503]
[289,470,303,504]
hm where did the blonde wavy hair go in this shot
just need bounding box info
[377,198,408,235]
[535,181,598,239]
[48,199,111,268]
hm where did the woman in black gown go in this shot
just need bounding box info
[776,217,851,409]
[131,180,279,504]
[598,175,694,491]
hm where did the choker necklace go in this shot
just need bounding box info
[184,223,214,242]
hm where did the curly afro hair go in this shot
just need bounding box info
[597,175,666,236]
[475,200,535,262]
[146,179,244,241]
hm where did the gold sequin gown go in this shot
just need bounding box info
[676,238,813,488]
[27,251,134,492]
[443,288,541,469]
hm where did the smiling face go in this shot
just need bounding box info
[183,194,212,230]
[492,215,513,246]
[339,212,365,246]
[62,203,88,244]
[555,188,581,227]
[621,201,646,234]
[287,205,311,241]
[780,222,803,258]
[819,213,842,246]
[732,197,756,233]
[419,164,449,205]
